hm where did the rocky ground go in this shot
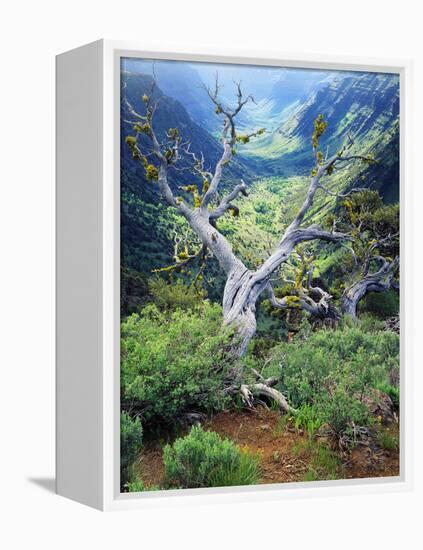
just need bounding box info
[136,405,399,489]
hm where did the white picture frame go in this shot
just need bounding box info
[56,39,413,511]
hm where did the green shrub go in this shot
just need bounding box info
[339,313,385,333]
[303,470,319,482]
[311,445,343,480]
[293,404,324,437]
[120,412,143,485]
[293,439,342,481]
[126,477,160,492]
[121,303,234,426]
[163,426,260,488]
[261,325,399,438]
[361,289,399,319]
[376,382,400,408]
[273,414,291,436]
[148,277,206,311]
[353,313,385,332]
[376,429,399,451]
[126,478,145,492]
[319,389,370,437]
[293,393,370,440]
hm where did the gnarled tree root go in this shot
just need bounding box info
[240,383,295,414]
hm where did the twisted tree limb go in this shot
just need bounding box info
[267,283,340,320]
[240,368,295,413]
[240,383,294,413]
[341,256,399,317]
[209,180,249,221]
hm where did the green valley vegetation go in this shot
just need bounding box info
[119,59,400,492]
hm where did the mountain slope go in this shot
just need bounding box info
[241,72,399,200]
[121,72,255,194]
[121,59,220,132]
[280,72,399,155]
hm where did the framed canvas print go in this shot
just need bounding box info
[56,40,412,510]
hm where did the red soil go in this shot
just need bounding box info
[137,407,399,489]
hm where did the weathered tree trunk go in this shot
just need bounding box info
[222,265,262,357]
[341,281,368,317]
[187,213,259,357]
[223,302,257,358]
[341,257,399,318]
[240,383,294,413]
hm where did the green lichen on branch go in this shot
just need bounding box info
[125,135,137,146]
[235,128,266,145]
[125,130,160,182]
[133,122,151,135]
[202,179,210,193]
[177,247,189,261]
[182,185,202,208]
[236,134,251,144]
[284,295,301,308]
[167,128,179,140]
[312,114,328,150]
[164,149,175,162]
[145,164,159,181]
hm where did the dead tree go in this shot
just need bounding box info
[124,78,375,407]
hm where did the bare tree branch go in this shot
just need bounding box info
[317,183,369,198]
[123,91,193,218]
[266,282,338,320]
[200,77,254,209]
[342,256,399,317]
[209,180,249,221]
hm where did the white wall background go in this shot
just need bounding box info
[1,0,421,547]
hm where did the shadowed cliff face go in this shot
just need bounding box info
[285,73,399,146]
[269,73,400,201]
[122,58,221,132]
[218,70,399,202]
